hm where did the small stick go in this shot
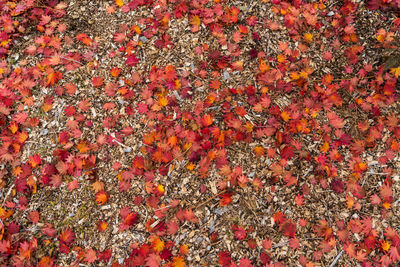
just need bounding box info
[60,56,82,65]
[329,250,343,267]
[244,0,255,17]
[2,184,14,205]
[194,189,227,210]
[273,241,287,248]
[111,138,130,149]
[164,144,192,167]
[154,204,172,212]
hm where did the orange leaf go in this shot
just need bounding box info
[253,146,265,157]
[172,257,186,267]
[219,193,232,207]
[46,71,62,87]
[110,67,121,77]
[95,190,109,205]
[390,67,400,78]
[180,244,189,255]
[98,220,108,232]
[77,142,90,153]
[381,241,391,251]
[320,142,330,153]
[304,33,313,43]
[92,181,104,193]
[29,154,42,168]
[201,114,213,127]
[281,110,291,122]
[258,59,269,72]
[209,79,221,90]
[168,136,178,147]
[92,76,104,87]
[59,228,75,245]
[151,236,165,252]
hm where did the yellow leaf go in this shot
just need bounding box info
[115,0,124,7]
[390,67,400,78]
[382,202,391,209]
[158,96,168,107]
[304,33,313,43]
[9,122,18,134]
[381,241,391,251]
[186,162,195,170]
[290,72,300,81]
[191,15,200,26]
[151,237,165,252]
[156,184,165,195]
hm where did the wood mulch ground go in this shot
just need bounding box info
[1,0,400,266]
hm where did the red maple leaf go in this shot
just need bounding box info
[59,228,75,245]
[327,111,345,128]
[46,71,62,87]
[289,237,300,250]
[280,220,297,237]
[380,183,393,202]
[124,212,139,226]
[92,76,104,87]
[145,253,161,267]
[218,251,232,266]
[238,257,253,267]
[273,211,286,224]
[259,238,271,252]
[219,193,232,206]
[126,54,139,67]
[84,248,97,263]
[28,154,42,168]
[233,225,246,240]
[281,145,295,160]
[389,246,400,262]
[167,220,179,235]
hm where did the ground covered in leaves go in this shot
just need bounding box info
[1,0,400,266]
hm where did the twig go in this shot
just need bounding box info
[154,204,172,212]
[273,241,287,248]
[194,189,227,210]
[365,172,388,175]
[164,143,192,167]
[60,56,82,65]
[2,184,14,205]
[34,4,57,12]
[111,138,130,148]
[329,250,343,267]
[244,0,255,17]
